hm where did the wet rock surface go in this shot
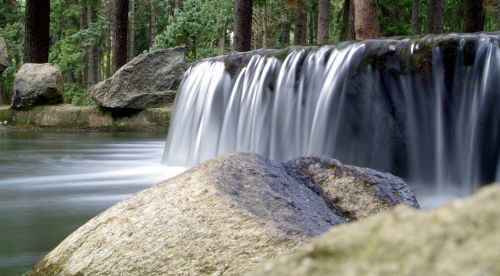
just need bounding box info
[251,184,500,276]
[88,47,187,110]
[12,63,64,108]
[29,152,417,276]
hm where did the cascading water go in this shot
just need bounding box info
[164,33,500,204]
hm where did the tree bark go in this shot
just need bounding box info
[497,0,500,30]
[294,1,308,45]
[427,0,444,34]
[112,0,129,72]
[317,0,330,44]
[87,1,99,86]
[281,13,290,46]
[174,0,183,10]
[78,0,87,85]
[263,2,268,48]
[340,0,355,41]
[24,0,50,63]
[353,0,380,40]
[463,0,485,33]
[149,0,157,47]
[129,0,135,60]
[411,0,420,35]
[234,0,252,52]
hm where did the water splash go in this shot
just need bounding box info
[164,34,500,197]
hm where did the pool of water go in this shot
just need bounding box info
[0,129,185,275]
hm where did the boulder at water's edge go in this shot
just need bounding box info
[88,47,187,110]
[250,184,500,276]
[12,63,64,108]
[29,153,418,275]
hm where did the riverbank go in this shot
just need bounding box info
[0,104,171,131]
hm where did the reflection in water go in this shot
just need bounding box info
[0,129,185,275]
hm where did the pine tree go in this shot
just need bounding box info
[24,0,50,63]
[234,0,253,51]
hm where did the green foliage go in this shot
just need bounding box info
[153,0,233,60]
[0,1,24,104]
[380,0,412,36]
[64,83,94,106]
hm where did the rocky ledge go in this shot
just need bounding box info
[28,152,417,275]
[0,104,171,131]
[251,184,500,276]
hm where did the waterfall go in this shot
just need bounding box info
[164,33,500,197]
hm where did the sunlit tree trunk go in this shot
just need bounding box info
[317,0,330,44]
[427,0,444,34]
[234,0,252,51]
[112,0,129,72]
[353,0,380,40]
[463,0,485,32]
[412,0,420,35]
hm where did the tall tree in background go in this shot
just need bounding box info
[317,0,330,44]
[497,0,500,30]
[281,12,291,46]
[340,0,355,41]
[411,0,420,34]
[129,0,135,61]
[463,0,485,32]
[427,0,444,33]
[87,1,99,86]
[234,0,252,51]
[148,0,157,47]
[112,0,129,72]
[353,0,380,40]
[24,0,50,63]
[294,1,308,45]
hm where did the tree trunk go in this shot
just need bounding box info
[112,0,129,72]
[24,0,50,63]
[281,13,290,46]
[129,0,135,60]
[234,0,252,52]
[317,0,330,44]
[87,2,99,86]
[353,0,380,40]
[497,0,500,30]
[340,0,355,41]
[149,0,157,47]
[411,0,420,35]
[263,2,268,48]
[174,0,183,10]
[78,0,87,85]
[294,1,308,45]
[219,21,227,53]
[463,0,485,32]
[427,0,444,34]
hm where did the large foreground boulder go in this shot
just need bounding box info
[29,153,417,275]
[251,185,500,276]
[0,37,7,73]
[88,47,187,110]
[12,63,64,108]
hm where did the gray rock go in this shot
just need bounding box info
[0,37,7,73]
[12,63,64,108]
[88,47,187,110]
[250,184,500,276]
[28,153,417,276]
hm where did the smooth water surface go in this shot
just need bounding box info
[0,129,184,275]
